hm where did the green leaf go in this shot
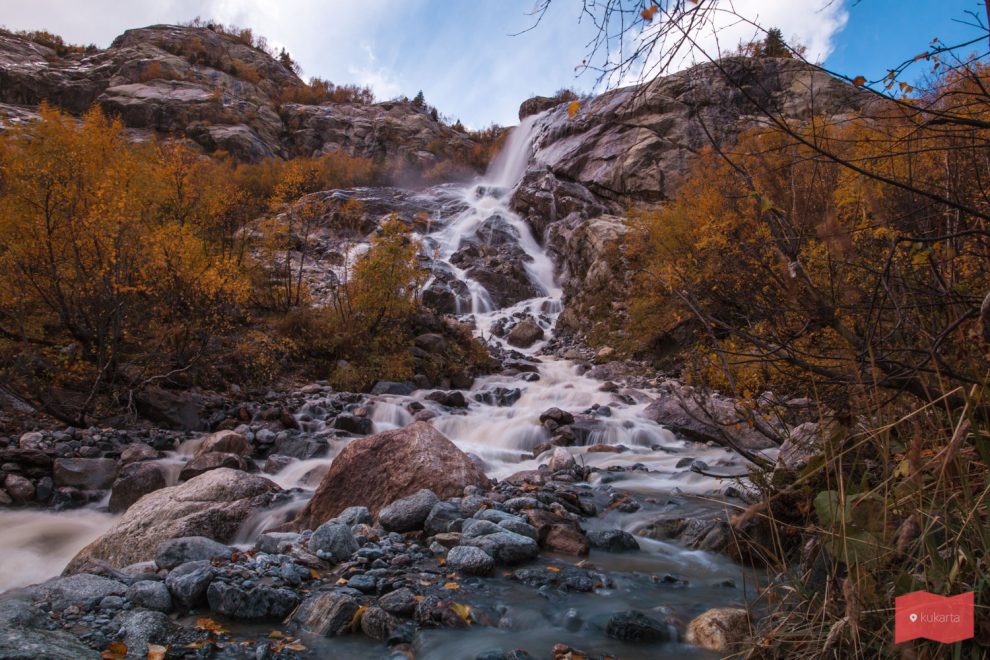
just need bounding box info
[814,490,841,527]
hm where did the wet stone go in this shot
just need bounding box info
[605,610,672,642]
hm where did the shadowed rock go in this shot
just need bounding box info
[293,421,490,530]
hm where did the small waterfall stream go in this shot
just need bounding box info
[0,117,755,657]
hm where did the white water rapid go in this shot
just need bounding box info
[0,115,752,605]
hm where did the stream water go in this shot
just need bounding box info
[0,114,757,657]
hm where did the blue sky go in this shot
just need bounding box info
[2,1,986,127]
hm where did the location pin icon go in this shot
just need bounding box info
[909,613,918,623]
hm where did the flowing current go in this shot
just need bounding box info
[0,117,754,656]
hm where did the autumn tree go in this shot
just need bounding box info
[0,105,248,424]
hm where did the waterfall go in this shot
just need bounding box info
[484,114,540,189]
[0,111,748,595]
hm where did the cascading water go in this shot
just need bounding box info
[0,116,756,657]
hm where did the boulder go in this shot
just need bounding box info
[547,447,577,473]
[108,461,168,513]
[333,414,373,435]
[539,407,575,426]
[360,605,400,641]
[462,530,538,564]
[119,442,160,464]
[194,430,250,457]
[155,536,234,569]
[424,501,463,536]
[4,473,35,504]
[255,532,303,555]
[37,573,127,611]
[643,392,776,451]
[587,529,640,552]
[112,609,175,656]
[425,390,468,408]
[65,468,280,571]
[53,458,117,490]
[309,522,359,562]
[506,319,544,348]
[125,580,172,612]
[544,524,590,556]
[446,545,494,575]
[206,581,300,620]
[178,451,248,481]
[686,607,750,652]
[0,625,98,658]
[164,560,214,608]
[135,385,203,430]
[333,506,372,527]
[378,489,440,532]
[294,590,360,636]
[606,610,671,642]
[293,422,490,529]
[378,587,417,615]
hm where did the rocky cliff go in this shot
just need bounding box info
[509,57,869,342]
[0,25,479,165]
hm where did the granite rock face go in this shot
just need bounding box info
[65,468,280,571]
[0,25,484,165]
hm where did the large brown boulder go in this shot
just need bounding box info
[293,422,490,530]
[65,468,280,572]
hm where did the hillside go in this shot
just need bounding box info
[0,24,484,170]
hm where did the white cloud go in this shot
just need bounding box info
[349,43,403,100]
[0,1,845,126]
[615,0,849,86]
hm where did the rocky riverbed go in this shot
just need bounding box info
[0,55,845,657]
[0,341,785,659]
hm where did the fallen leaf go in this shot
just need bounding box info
[414,595,425,602]
[350,604,367,629]
[443,582,460,590]
[547,566,561,573]
[450,602,472,625]
[269,630,284,639]
[146,644,167,660]
[101,642,128,660]
[196,617,228,635]
[309,568,320,579]
[285,641,307,651]
[567,100,580,118]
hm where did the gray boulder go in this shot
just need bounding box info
[38,573,126,611]
[309,522,358,563]
[108,461,168,513]
[294,590,360,636]
[462,531,539,564]
[446,546,494,575]
[424,501,463,536]
[155,536,234,570]
[53,458,117,490]
[66,468,280,571]
[378,489,440,532]
[113,609,176,653]
[606,610,672,642]
[333,506,372,527]
[587,529,640,552]
[164,560,215,608]
[206,581,300,620]
[125,580,172,612]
